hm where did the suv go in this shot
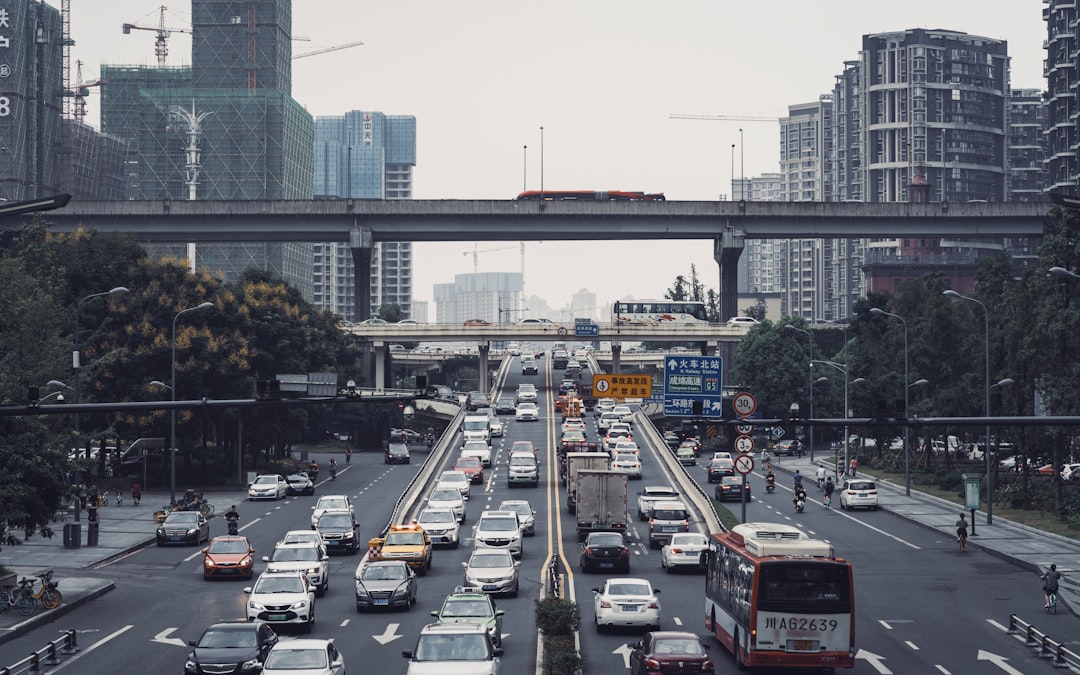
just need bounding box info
[310,494,354,528]
[465,391,489,411]
[244,571,315,633]
[385,442,411,464]
[516,384,537,403]
[315,509,361,554]
[506,452,539,487]
[648,501,690,549]
[839,479,879,511]
[473,510,524,558]
[521,357,538,375]
[402,623,503,674]
[636,486,680,521]
[262,542,330,595]
[416,508,461,548]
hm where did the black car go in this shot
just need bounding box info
[494,397,516,415]
[315,510,361,553]
[183,621,277,675]
[706,458,735,483]
[465,391,489,411]
[385,442,411,464]
[580,531,630,573]
[715,475,751,502]
[425,384,454,400]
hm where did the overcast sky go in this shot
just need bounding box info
[70,1,1047,314]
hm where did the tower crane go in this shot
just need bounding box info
[122,5,191,67]
[72,61,104,124]
[463,243,524,274]
[293,41,365,60]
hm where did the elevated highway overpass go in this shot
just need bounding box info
[36,199,1052,322]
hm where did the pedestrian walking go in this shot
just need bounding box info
[849,457,858,478]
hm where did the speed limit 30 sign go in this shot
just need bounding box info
[732,392,757,417]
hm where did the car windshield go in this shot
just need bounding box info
[197,628,258,649]
[848,481,876,490]
[271,547,319,562]
[652,638,706,655]
[263,648,327,669]
[456,457,481,468]
[430,490,459,501]
[253,576,305,594]
[509,456,534,467]
[588,533,624,547]
[670,534,707,547]
[608,582,652,596]
[470,553,512,568]
[441,472,467,482]
[207,540,249,554]
[363,564,407,581]
[165,513,198,525]
[500,503,531,516]
[419,510,455,524]
[254,476,278,485]
[479,517,518,532]
[442,599,493,618]
[653,509,686,520]
[316,498,348,511]
[318,514,352,528]
[385,532,424,546]
[282,533,319,545]
[518,403,536,410]
[414,634,489,662]
[287,474,308,482]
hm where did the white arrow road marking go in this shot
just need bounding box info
[612,643,634,669]
[977,650,1025,675]
[856,649,893,674]
[373,623,404,645]
[151,627,187,647]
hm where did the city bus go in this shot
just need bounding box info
[703,522,855,669]
[612,300,708,325]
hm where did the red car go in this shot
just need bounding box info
[628,631,714,675]
[464,318,492,326]
[202,536,255,580]
[453,455,484,484]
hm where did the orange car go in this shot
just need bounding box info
[464,319,492,326]
[453,455,485,484]
[202,536,255,580]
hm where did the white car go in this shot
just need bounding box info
[428,488,467,523]
[278,530,328,558]
[611,405,634,425]
[262,542,330,596]
[595,398,616,415]
[262,639,345,675]
[597,411,620,431]
[244,570,316,632]
[461,548,521,596]
[436,470,472,500]
[660,533,709,572]
[610,452,643,479]
[460,441,492,467]
[487,416,504,438]
[561,417,587,435]
[726,316,759,328]
[498,500,536,536]
[248,474,289,501]
[416,508,461,547]
[310,495,354,528]
[839,479,879,511]
[516,384,537,403]
[592,577,661,632]
[613,441,640,455]
[516,402,539,421]
[473,510,523,558]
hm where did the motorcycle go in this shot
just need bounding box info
[226,517,239,536]
[793,488,807,513]
[765,474,775,494]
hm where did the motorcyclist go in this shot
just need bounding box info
[308,460,319,482]
[793,486,807,511]
[329,458,338,480]
[765,469,776,492]
[224,505,240,534]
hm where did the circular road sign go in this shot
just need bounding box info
[594,378,611,395]
[734,455,755,475]
[735,420,754,435]
[732,392,757,417]
[734,435,755,454]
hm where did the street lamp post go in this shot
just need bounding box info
[943,289,994,524]
[785,325,814,460]
[812,359,865,477]
[870,307,917,495]
[169,302,214,504]
[73,287,129,433]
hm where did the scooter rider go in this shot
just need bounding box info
[329,457,338,481]
[793,486,807,512]
[765,469,776,493]
[224,505,240,535]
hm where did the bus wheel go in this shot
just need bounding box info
[734,630,747,671]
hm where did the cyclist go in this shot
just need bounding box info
[1041,564,1062,609]
[792,470,803,491]
[955,512,968,552]
[815,465,827,490]
[329,458,338,481]
[823,476,835,508]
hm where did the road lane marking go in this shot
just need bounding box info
[879,620,893,629]
[935,666,951,674]
[905,640,919,650]
[50,624,134,672]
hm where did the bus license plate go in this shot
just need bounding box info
[791,639,816,651]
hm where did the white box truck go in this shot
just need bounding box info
[574,469,628,540]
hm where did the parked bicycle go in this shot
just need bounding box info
[0,585,34,616]
[19,570,61,610]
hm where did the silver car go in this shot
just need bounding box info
[461,549,520,597]
[416,508,461,548]
[497,500,536,536]
[354,560,417,611]
[428,488,467,523]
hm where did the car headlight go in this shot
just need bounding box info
[392,584,410,597]
[307,566,319,574]
[204,558,215,567]
[355,582,369,596]
[249,601,265,610]
[290,600,308,609]
[342,531,355,539]
[156,528,164,536]
[187,528,198,535]
[239,556,252,566]
[184,657,197,670]
[241,657,260,671]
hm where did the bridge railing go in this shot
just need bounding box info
[0,629,80,674]
[1007,613,1080,668]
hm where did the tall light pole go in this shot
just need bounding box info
[739,128,745,199]
[170,302,214,504]
[812,359,865,476]
[73,286,129,433]
[522,145,527,192]
[785,325,814,459]
[730,144,735,200]
[1049,266,1080,280]
[943,289,993,524]
[871,307,918,495]
[539,126,544,202]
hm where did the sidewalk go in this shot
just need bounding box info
[775,453,1080,617]
[0,487,248,646]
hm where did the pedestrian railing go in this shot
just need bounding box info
[0,628,79,674]
[1007,613,1080,669]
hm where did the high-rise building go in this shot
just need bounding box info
[570,289,598,321]
[434,273,523,325]
[1008,89,1049,202]
[313,111,417,321]
[738,173,784,301]
[1044,0,1078,194]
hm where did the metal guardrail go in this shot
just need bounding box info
[1007,613,1080,669]
[0,629,79,674]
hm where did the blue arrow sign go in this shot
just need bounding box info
[663,355,723,417]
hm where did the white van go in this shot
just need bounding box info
[462,415,491,445]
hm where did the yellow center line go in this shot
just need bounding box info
[543,361,573,598]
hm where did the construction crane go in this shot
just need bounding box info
[72,61,104,124]
[293,41,364,60]
[463,244,524,274]
[122,5,191,67]
[669,113,780,122]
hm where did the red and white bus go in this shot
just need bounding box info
[516,190,666,201]
[703,522,855,669]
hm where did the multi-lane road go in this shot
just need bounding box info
[4,354,1077,674]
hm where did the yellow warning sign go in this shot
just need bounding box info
[592,374,653,400]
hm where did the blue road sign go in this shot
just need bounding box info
[663,355,723,417]
[772,427,786,439]
[574,322,599,337]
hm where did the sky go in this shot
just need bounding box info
[68,1,1048,315]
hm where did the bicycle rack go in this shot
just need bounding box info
[0,629,79,675]
[1007,613,1077,669]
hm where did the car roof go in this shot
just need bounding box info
[642,486,677,494]
[420,622,489,635]
[203,621,266,632]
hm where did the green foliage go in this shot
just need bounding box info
[542,635,581,675]
[535,597,580,635]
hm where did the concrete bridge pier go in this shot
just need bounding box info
[372,342,388,389]
[610,343,622,374]
[478,343,491,394]
[350,227,374,320]
[714,230,745,323]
